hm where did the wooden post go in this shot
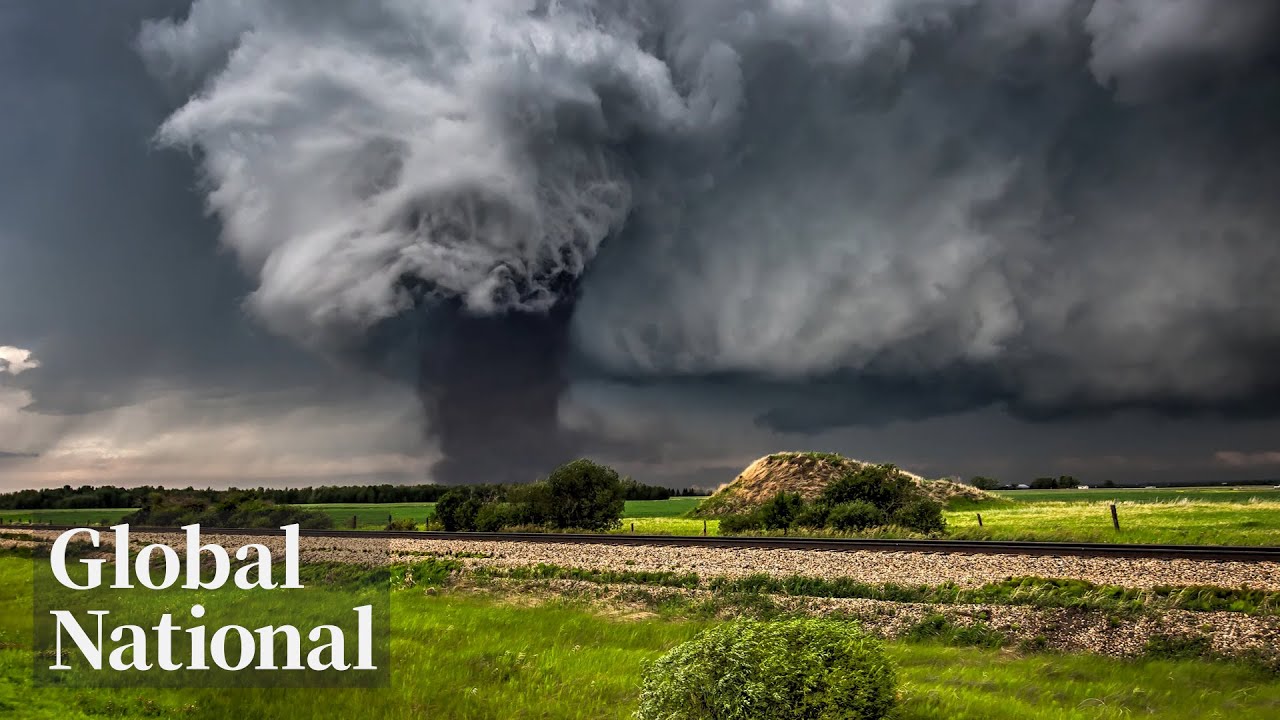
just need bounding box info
[703,520,708,536]
[351,514,358,529]
[630,522,635,533]
[976,513,983,527]
[1110,504,1120,531]
[388,513,393,525]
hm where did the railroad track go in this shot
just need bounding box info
[5,524,1280,562]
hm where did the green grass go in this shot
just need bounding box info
[994,487,1280,504]
[295,502,439,529]
[298,498,711,532]
[618,498,707,518]
[0,508,132,526]
[613,517,719,536]
[945,499,1280,545]
[7,487,1280,547]
[2,555,1279,718]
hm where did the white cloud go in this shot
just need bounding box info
[0,345,39,375]
[0,380,437,489]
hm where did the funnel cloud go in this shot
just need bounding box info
[2,1,1279,487]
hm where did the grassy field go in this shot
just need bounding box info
[1,554,1278,719]
[298,498,711,531]
[0,508,132,525]
[994,486,1280,504]
[297,502,439,529]
[5,488,1280,546]
[0,498,710,532]
[618,497,706,517]
[945,498,1280,545]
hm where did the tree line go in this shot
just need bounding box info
[0,476,705,510]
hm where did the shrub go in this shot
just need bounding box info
[534,459,626,531]
[123,492,333,529]
[891,499,946,534]
[473,502,533,532]
[818,464,915,514]
[718,512,763,534]
[795,503,830,528]
[758,491,805,530]
[827,501,886,532]
[386,517,418,531]
[434,486,500,531]
[636,618,897,720]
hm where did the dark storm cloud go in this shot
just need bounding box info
[6,1,1280,487]
[0,0,339,420]
[136,0,1280,439]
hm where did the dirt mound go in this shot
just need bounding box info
[694,452,995,517]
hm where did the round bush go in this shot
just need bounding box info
[890,498,946,535]
[636,618,897,720]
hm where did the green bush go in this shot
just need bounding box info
[758,491,805,530]
[636,618,897,720]
[718,512,763,534]
[123,492,333,529]
[819,465,915,514]
[534,459,627,531]
[386,517,418,531]
[434,486,502,531]
[474,502,533,532]
[891,498,946,534]
[795,503,830,528]
[827,501,885,532]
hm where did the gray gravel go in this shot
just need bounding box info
[396,538,1280,590]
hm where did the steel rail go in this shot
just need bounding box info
[4,524,1280,562]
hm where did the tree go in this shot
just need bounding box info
[970,476,999,491]
[827,501,885,532]
[435,486,495,531]
[536,459,627,531]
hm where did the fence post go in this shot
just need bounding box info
[351,514,358,529]
[630,522,635,533]
[976,513,983,528]
[703,519,708,537]
[1110,504,1120,531]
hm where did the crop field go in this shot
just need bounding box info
[2,553,1278,719]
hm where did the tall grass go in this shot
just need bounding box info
[4,556,1280,719]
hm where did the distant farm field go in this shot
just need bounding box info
[944,500,1280,546]
[993,486,1280,504]
[0,507,131,526]
[297,502,438,529]
[4,488,1280,546]
[299,497,710,531]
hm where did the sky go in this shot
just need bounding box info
[2,0,1279,491]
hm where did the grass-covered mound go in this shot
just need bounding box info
[694,451,994,518]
